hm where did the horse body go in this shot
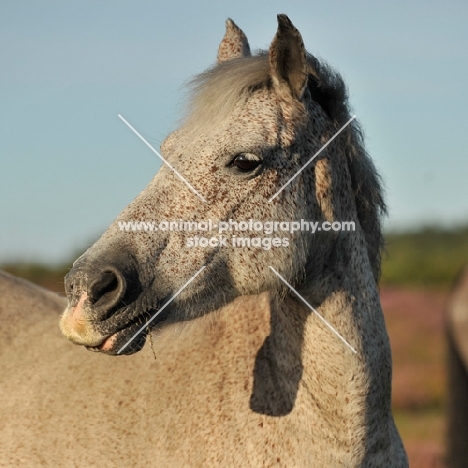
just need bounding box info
[2,15,408,467]
[1,270,405,466]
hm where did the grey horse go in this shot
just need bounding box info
[3,15,408,467]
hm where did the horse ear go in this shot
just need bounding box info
[269,15,308,101]
[217,19,251,63]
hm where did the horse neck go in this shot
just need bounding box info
[252,233,394,453]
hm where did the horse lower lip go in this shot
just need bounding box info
[86,334,114,352]
[97,334,116,351]
[87,319,147,354]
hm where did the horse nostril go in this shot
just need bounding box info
[88,269,126,310]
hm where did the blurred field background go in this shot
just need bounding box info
[2,225,468,468]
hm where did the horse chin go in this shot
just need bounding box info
[86,324,148,356]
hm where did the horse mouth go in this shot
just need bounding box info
[87,307,164,356]
[87,321,147,356]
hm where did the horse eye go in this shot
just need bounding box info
[231,154,261,173]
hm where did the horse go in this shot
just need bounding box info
[447,265,468,468]
[3,14,408,466]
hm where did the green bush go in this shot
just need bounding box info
[381,226,468,288]
[1,263,71,294]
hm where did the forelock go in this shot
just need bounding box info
[184,53,271,133]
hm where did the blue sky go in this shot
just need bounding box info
[1,1,467,263]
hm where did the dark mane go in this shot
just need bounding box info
[188,52,386,281]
